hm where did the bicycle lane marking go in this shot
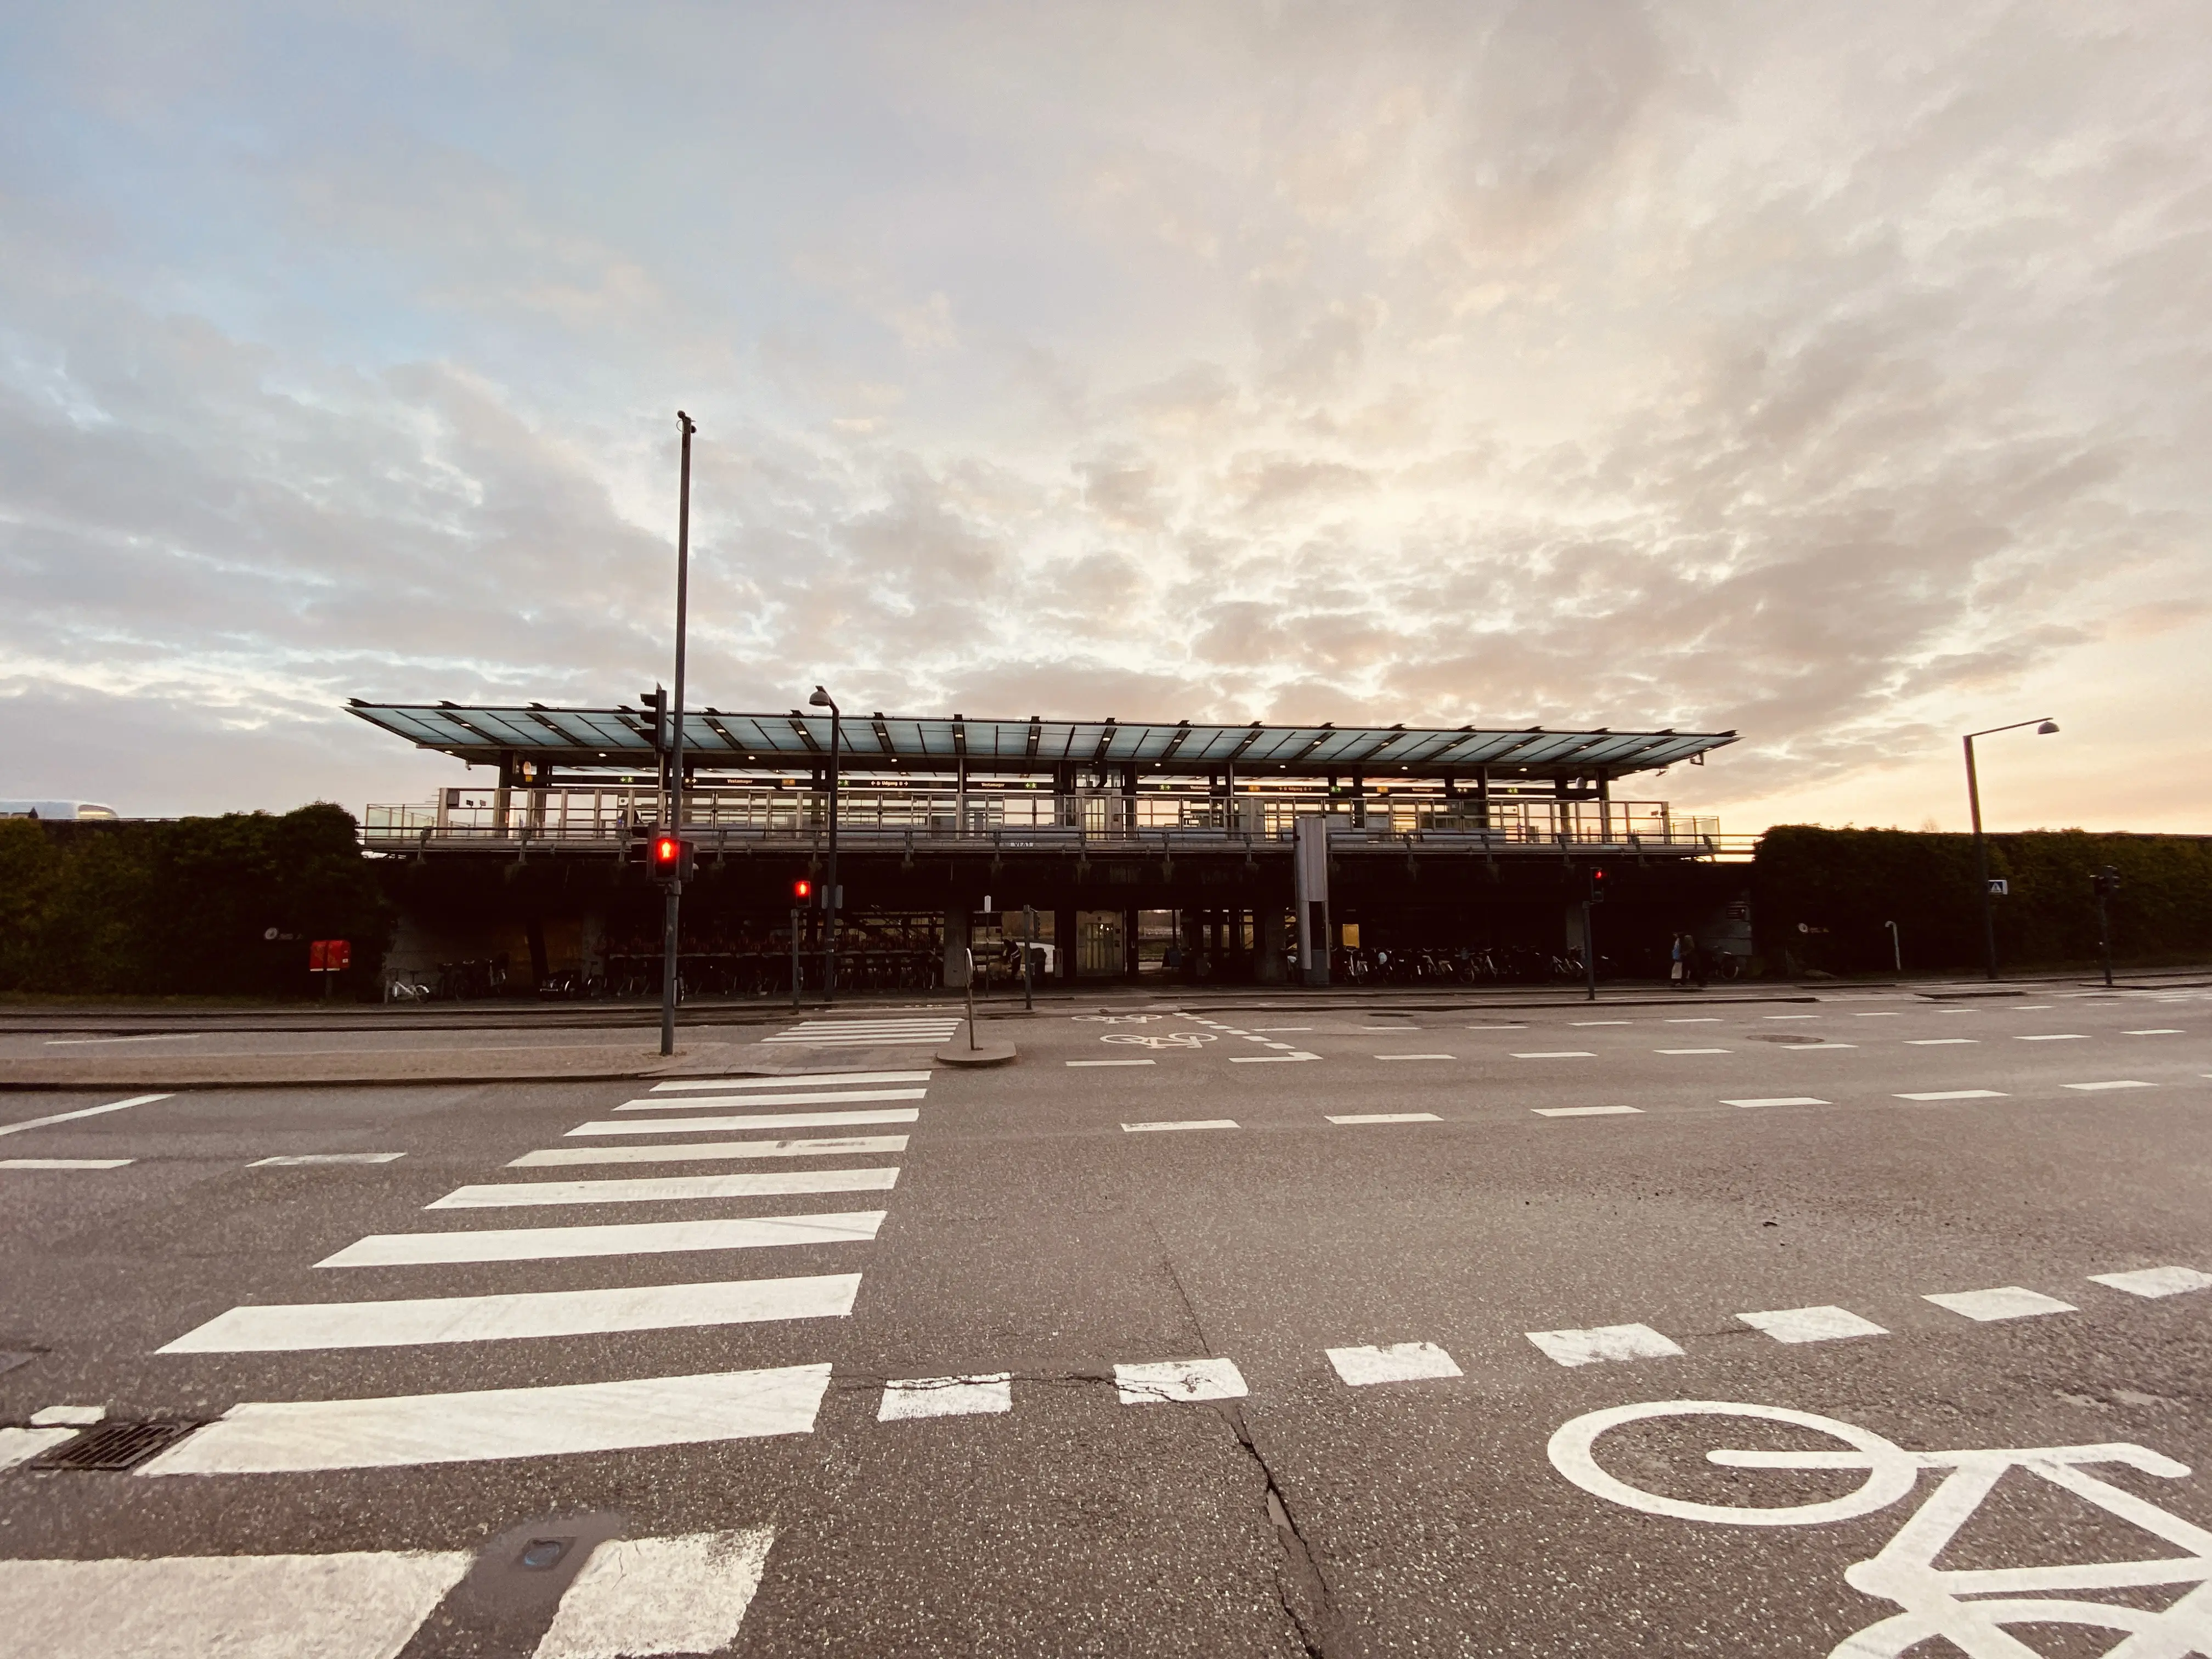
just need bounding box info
[1547,1399,2212,1656]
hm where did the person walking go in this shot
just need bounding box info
[1669,932,1689,989]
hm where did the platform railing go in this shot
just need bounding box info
[364,787,1743,856]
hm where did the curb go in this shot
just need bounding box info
[934,1043,1019,1068]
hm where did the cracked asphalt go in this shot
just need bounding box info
[2,979,2210,1655]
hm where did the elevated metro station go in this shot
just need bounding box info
[350,701,1755,995]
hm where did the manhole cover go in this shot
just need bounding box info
[30,1420,201,1471]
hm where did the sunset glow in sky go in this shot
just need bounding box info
[4,3,2208,832]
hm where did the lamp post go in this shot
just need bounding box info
[809,685,840,1003]
[659,411,696,1058]
[1963,716,2058,981]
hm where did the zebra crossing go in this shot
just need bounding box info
[125,1066,933,1477]
[765,1014,963,1047]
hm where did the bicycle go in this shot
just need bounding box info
[1549,1398,2212,1656]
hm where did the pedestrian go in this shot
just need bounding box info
[1669,932,1688,989]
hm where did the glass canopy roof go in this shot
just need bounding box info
[349,702,1734,779]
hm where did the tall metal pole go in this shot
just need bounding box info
[1965,734,1996,982]
[826,704,840,1003]
[659,411,695,1057]
[1582,899,1596,1002]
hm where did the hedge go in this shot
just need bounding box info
[1753,825,2212,975]
[0,805,391,997]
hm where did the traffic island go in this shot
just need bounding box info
[935,1041,1018,1067]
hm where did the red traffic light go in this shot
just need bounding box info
[648,832,693,883]
[651,833,682,867]
[793,878,814,901]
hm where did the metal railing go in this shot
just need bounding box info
[364,785,1744,857]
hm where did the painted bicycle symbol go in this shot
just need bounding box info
[1099,1032,1217,1049]
[1550,1400,2212,1656]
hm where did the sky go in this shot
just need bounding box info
[2,1,2208,834]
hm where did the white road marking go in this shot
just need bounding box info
[1723,1096,1830,1108]
[533,1527,775,1659]
[1122,1119,1238,1132]
[1230,1053,1320,1063]
[763,1035,949,1046]
[1907,1038,1978,1045]
[1327,1342,1461,1385]
[1513,1051,1596,1059]
[652,1071,927,1091]
[615,1088,925,1111]
[1327,1113,1441,1124]
[30,1404,105,1426]
[1526,1324,1683,1367]
[141,1363,836,1475]
[2013,1005,2053,1010]
[1923,1286,2077,1321]
[162,1274,860,1353]
[1068,1059,1155,1066]
[1853,1012,1902,1018]
[1374,1053,1454,1060]
[426,1167,899,1209]
[250,1153,405,1166]
[1572,1020,1633,1026]
[0,1157,133,1169]
[42,1032,207,1045]
[877,1375,1013,1421]
[1783,1043,1858,1051]
[0,1427,78,1470]
[569,1109,918,1136]
[1533,1105,1641,1117]
[0,1093,171,1139]
[1657,1048,1731,1054]
[2063,1080,2154,1092]
[1895,1090,2008,1101]
[1664,1018,1722,1023]
[1736,1305,1888,1344]
[2125,1029,2185,1036]
[2016,1034,2089,1041]
[1765,1014,1820,1020]
[318,1211,887,1267]
[0,1550,473,1659]
[2088,1266,2212,1298]
[1465,1024,1527,1029]
[511,1136,907,1167]
[1115,1357,1248,1404]
[1247,1026,1314,1032]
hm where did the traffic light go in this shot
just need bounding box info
[1588,866,1609,905]
[649,831,693,883]
[638,686,668,753]
[792,877,814,905]
[2092,866,2121,898]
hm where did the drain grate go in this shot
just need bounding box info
[29,1420,200,1471]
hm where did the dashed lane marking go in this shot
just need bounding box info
[1657,1047,1731,1054]
[2090,1266,2212,1298]
[0,1157,133,1170]
[317,1211,888,1267]
[2016,1033,2090,1041]
[158,1274,862,1353]
[1374,1053,1454,1060]
[1736,1305,1888,1344]
[1327,1342,1462,1386]
[878,1375,1012,1421]
[1783,1043,1858,1051]
[1513,1051,1597,1059]
[1895,1090,2007,1101]
[1115,1357,1248,1404]
[1571,1020,1633,1026]
[1666,1018,1722,1023]
[1327,1113,1441,1125]
[1068,1058,1155,1066]
[510,1136,907,1167]
[2064,1080,2155,1091]
[1907,1038,1978,1045]
[1527,1324,1684,1367]
[651,1071,928,1091]
[1923,1286,2078,1322]
[137,1364,835,1475]
[1723,1096,1830,1108]
[1533,1105,1640,1117]
[1231,1052,1320,1063]
[0,1093,171,1139]
[1247,1026,1314,1032]
[614,1088,926,1111]
[250,1153,404,1166]
[1853,1012,1903,1017]
[1466,1024,1527,1029]
[425,1168,900,1209]
[2126,1029,2186,1035]
[568,1109,918,1136]
[1764,1014,1820,1020]
[1121,1119,1238,1132]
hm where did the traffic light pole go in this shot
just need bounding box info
[659,411,695,1059]
[1583,899,1596,1002]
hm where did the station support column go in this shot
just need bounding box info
[1256,906,1286,983]
[1294,815,1330,987]
[943,904,971,989]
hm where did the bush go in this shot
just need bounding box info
[1753,826,2212,974]
[0,804,392,997]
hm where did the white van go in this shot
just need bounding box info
[0,801,121,820]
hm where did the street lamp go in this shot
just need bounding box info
[809,685,841,1003]
[1963,716,2058,981]
[659,411,696,1057]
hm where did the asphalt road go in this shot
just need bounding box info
[2,983,2209,1656]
